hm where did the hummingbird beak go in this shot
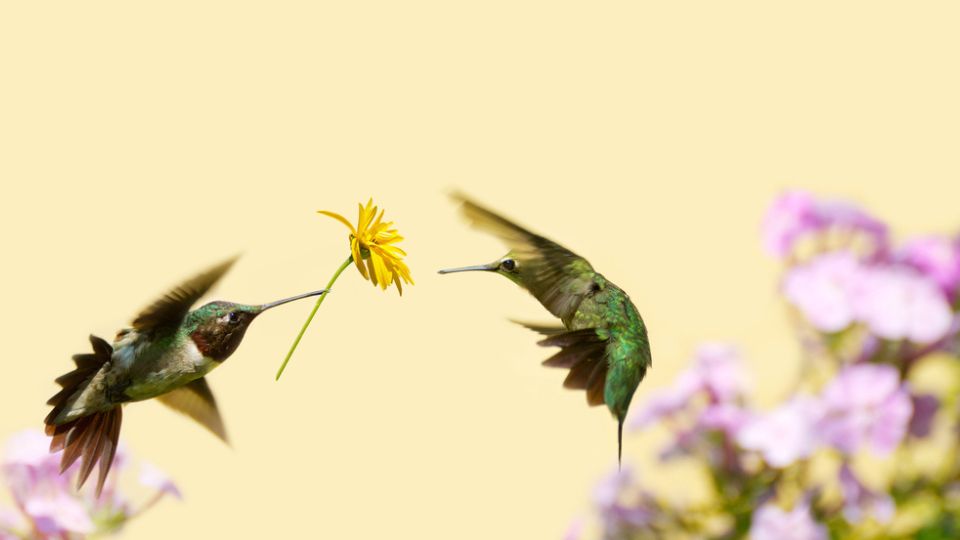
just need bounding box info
[258,289,328,311]
[437,262,500,274]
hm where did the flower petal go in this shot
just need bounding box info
[318,211,356,235]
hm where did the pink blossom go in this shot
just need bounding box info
[853,265,954,344]
[763,190,888,258]
[737,397,820,468]
[899,235,960,299]
[3,430,94,537]
[783,252,862,333]
[750,501,828,540]
[700,403,752,437]
[631,343,747,430]
[630,371,702,430]
[763,190,821,257]
[24,491,94,536]
[593,467,656,533]
[1,429,177,539]
[696,343,750,402]
[818,365,912,455]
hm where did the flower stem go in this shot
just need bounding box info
[275,255,354,380]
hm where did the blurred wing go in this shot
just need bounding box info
[157,377,228,443]
[132,256,238,333]
[453,194,596,321]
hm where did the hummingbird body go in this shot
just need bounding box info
[568,279,649,425]
[440,196,652,464]
[45,258,327,494]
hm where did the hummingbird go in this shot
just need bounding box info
[439,195,652,466]
[44,257,327,495]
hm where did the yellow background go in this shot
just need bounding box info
[1,2,958,538]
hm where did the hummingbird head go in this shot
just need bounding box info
[188,290,327,362]
[438,252,526,286]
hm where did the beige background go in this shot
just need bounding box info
[1,1,958,538]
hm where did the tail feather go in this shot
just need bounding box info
[535,328,610,407]
[617,417,624,470]
[44,335,122,496]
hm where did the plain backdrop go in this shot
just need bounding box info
[1,1,958,538]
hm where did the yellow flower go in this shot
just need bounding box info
[319,199,414,294]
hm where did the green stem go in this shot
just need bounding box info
[275,254,354,380]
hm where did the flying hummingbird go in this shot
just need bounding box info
[439,195,651,465]
[44,257,327,495]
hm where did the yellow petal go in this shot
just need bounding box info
[365,256,379,286]
[351,239,368,280]
[318,210,356,235]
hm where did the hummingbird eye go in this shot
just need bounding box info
[227,311,240,324]
[500,259,517,272]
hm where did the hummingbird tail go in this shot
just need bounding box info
[47,407,123,496]
[618,417,624,470]
[44,335,123,496]
[536,328,609,407]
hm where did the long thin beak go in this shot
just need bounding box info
[437,262,499,274]
[259,289,328,311]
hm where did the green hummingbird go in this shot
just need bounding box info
[44,257,327,495]
[439,195,652,465]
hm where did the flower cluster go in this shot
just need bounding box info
[572,190,960,539]
[0,430,179,539]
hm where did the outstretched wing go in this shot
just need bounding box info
[157,377,228,443]
[453,193,596,322]
[131,256,238,334]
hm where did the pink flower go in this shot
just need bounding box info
[763,190,888,258]
[750,501,828,540]
[899,235,960,299]
[24,491,94,536]
[818,365,912,455]
[784,252,954,344]
[737,397,820,468]
[631,343,748,430]
[696,343,750,402]
[630,371,702,430]
[763,190,821,257]
[1,429,177,539]
[3,430,94,537]
[593,467,656,534]
[853,265,954,344]
[700,403,752,436]
[783,252,862,333]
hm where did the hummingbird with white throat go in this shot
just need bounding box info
[44,257,327,495]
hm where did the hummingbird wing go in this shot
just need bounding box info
[131,256,239,333]
[454,194,597,322]
[538,328,610,407]
[157,377,228,443]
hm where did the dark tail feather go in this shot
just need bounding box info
[537,328,609,407]
[618,417,624,470]
[44,335,120,496]
[53,408,122,496]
